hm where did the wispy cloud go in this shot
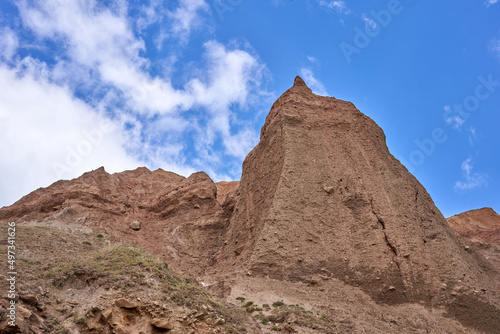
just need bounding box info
[300,68,328,96]
[454,157,488,191]
[168,0,208,43]
[485,0,498,7]
[362,14,377,31]
[443,105,465,129]
[317,0,350,14]
[0,27,19,62]
[307,56,317,63]
[468,127,477,146]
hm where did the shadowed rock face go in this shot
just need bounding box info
[1,77,500,333]
[213,76,500,332]
[448,207,500,245]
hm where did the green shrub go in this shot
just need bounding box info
[272,301,285,308]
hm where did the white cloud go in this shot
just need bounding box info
[485,0,498,7]
[468,127,477,146]
[169,0,208,42]
[300,68,328,96]
[0,0,269,206]
[0,27,19,62]
[443,105,465,129]
[362,14,377,31]
[454,157,488,191]
[318,0,350,14]
[135,0,208,48]
[0,63,141,207]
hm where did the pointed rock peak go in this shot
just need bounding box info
[294,76,307,87]
[292,75,313,94]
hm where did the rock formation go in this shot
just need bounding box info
[448,207,500,278]
[211,76,500,332]
[448,207,500,245]
[1,76,499,333]
[0,167,230,278]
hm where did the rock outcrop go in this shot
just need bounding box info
[448,207,500,277]
[448,207,500,245]
[212,76,500,333]
[0,167,229,278]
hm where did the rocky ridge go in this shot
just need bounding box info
[447,207,500,245]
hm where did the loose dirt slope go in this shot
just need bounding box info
[0,224,262,333]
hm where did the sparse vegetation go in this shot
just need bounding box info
[12,225,253,334]
[96,234,104,238]
[272,301,285,308]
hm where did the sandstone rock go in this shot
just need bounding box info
[0,167,228,278]
[448,208,500,273]
[447,207,500,245]
[115,298,137,309]
[17,305,32,319]
[151,318,174,330]
[213,76,500,333]
[130,221,141,231]
[0,320,23,333]
[215,181,239,217]
[19,294,37,305]
[101,309,113,321]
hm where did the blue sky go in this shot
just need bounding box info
[0,0,499,217]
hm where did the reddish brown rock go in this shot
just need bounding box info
[115,298,137,309]
[215,181,239,216]
[0,167,228,278]
[447,207,500,245]
[1,76,500,334]
[447,207,500,274]
[212,76,500,333]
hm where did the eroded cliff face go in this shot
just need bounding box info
[1,77,500,333]
[212,77,500,332]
